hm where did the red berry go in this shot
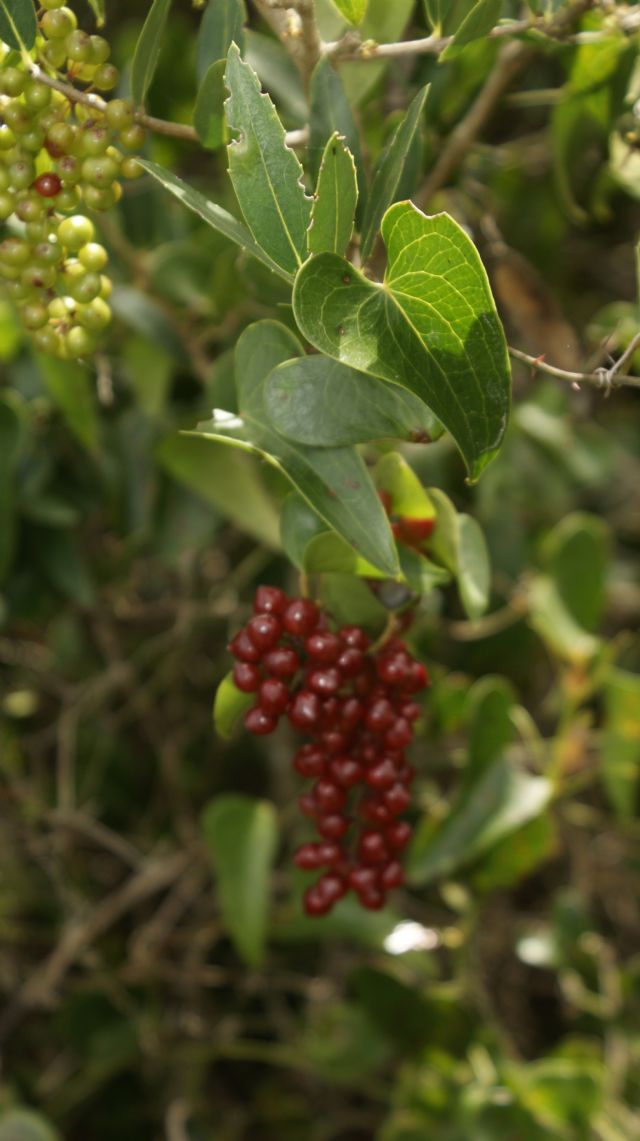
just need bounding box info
[254,585,287,614]
[366,759,398,790]
[376,652,411,686]
[400,701,421,722]
[396,763,417,785]
[320,697,340,728]
[384,783,411,815]
[317,842,343,866]
[397,517,435,547]
[385,821,412,850]
[377,489,393,514]
[339,625,370,650]
[293,843,323,869]
[293,744,327,779]
[258,678,290,715]
[348,866,379,892]
[229,630,261,663]
[244,706,278,736]
[338,697,363,731]
[263,646,300,678]
[317,814,349,839]
[314,779,346,813]
[385,718,413,750]
[308,668,341,697]
[288,690,322,731]
[402,661,430,694]
[303,884,333,916]
[33,172,62,198]
[317,872,347,903]
[246,613,282,652]
[360,799,391,825]
[336,647,365,678]
[319,730,348,756]
[365,698,395,733]
[232,662,261,692]
[380,861,405,889]
[305,632,341,664]
[358,887,386,910]
[358,830,389,865]
[283,598,320,636]
[329,757,363,788]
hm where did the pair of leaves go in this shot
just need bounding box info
[195,320,399,578]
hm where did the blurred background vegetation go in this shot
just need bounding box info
[1,1,640,1138]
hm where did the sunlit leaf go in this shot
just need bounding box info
[213,671,254,738]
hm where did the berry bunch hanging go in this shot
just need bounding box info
[0,1,144,358]
[228,585,429,918]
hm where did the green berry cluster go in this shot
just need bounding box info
[0,1,145,358]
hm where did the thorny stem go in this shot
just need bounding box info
[509,347,640,392]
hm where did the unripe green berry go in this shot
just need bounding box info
[57,154,81,184]
[65,325,96,357]
[82,184,117,210]
[0,237,30,266]
[21,263,57,289]
[41,7,76,37]
[40,39,68,67]
[0,167,9,192]
[23,81,52,111]
[58,214,94,249]
[49,296,73,319]
[105,99,135,131]
[120,156,143,180]
[99,274,111,299]
[78,241,107,271]
[21,301,49,329]
[93,63,118,91]
[55,186,82,211]
[3,101,32,134]
[0,125,16,150]
[5,280,32,302]
[32,240,62,266]
[81,154,119,187]
[0,67,26,96]
[118,123,146,151]
[20,128,46,154]
[80,124,112,155]
[76,296,111,331]
[0,192,14,221]
[8,159,36,189]
[15,193,45,223]
[25,221,49,242]
[46,121,75,156]
[88,35,110,64]
[32,325,61,353]
[64,29,92,62]
[67,269,101,303]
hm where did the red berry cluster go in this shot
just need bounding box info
[378,490,435,551]
[228,586,429,917]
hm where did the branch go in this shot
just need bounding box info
[253,0,321,89]
[509,346,640,392]
[27,63,307,148]
[324,17,538,61]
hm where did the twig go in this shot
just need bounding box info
[253,0,321,89]
[0,849,192,1044]
[46,809,143,868]
[416,39,533,206]
[27,64,306,148]
[509,346,640,391]
[324,17,538,61]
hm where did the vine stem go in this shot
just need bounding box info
[508,346,640,392]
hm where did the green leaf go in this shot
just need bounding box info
[540,512,609,632]
[308,133,357,257]
[155,432,281,549]
[213,671,254,738]
[470,815,556,891]
[265,356,439,447]
[245,29,307,126]
[139,160,293,282]
[201,795,278,967]
[442,0,503,53]
[408,759,552,885]
[37,354,99,453]
[319,572,388,633]
[86,0,105,27]
[0,0,37,51]
[193,58,228,150]
[293,201,511,482]
[308,57,365,204]
[196,321,400,577]
[303,531,385,579]
[465,676,517,789]
[328,0,368,25]
[340,0,414,106]
[197,0,245,80]
[360,85,429,261]
[601,668,640,820]
[0,1108,60,1141]
[456,513,490,620]
[527,576,601,665]
[280,492,326,568]
[130,0,172,107]
[224,43,312,276]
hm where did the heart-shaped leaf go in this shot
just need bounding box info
[195,321,399,577]
[293,200,511,481]
[308,133,358,257]
[266,355,440,446]
[225,43,312,276]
